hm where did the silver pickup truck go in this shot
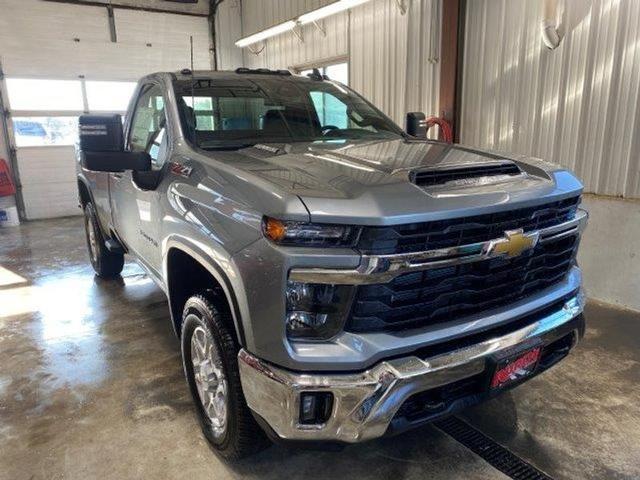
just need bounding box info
[77,68,587,459]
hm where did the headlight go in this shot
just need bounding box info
[285,281,355,340]
[263,217,360,247]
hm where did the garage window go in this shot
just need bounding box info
[86,81,136,112]
[6,79,84,111]
[6,78,136,148]
[12,117,78,147]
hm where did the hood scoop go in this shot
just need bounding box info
[410,162,522,187]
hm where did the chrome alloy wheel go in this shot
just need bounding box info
[191,325,228,437]
[86,215,99,264]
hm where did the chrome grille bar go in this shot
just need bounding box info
[289,209,588,285]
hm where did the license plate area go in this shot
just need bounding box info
[489,342,542,390]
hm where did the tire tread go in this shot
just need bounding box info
[182,291,268,460]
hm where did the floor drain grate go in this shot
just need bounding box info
[434,416,554,480]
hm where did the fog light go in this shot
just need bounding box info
[285,281,354,340]
[299,392,334,425]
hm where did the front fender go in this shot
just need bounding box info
[163,235,251,347]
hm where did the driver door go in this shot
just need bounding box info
[110,83,168,277]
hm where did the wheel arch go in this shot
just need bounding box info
[77,176,93,208]
[164,241,246,346]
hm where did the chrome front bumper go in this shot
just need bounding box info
[238,292,585,443]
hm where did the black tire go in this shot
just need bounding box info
[181,292,268,460]
[83,202,124,278]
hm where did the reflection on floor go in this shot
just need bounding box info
[1,217,639,480]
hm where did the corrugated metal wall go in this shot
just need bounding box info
[215,0,244,69]
[234,0,441,126]
[241,0,348,73]
[350,0,440,124]
[461,0,640,199]
[242,0,335,39]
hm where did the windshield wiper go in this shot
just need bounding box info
[201,142,256,151]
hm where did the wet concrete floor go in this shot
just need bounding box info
[1,217,639,479]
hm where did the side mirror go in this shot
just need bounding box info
[405,112,427,138]
[80,114,124,152]
[79,114,151,173]
[81,150,151,173]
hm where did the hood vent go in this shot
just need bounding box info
[411,163,522,187]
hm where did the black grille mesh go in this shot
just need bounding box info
[356,196,580,255]
[347,196,581,333]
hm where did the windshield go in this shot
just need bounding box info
[173,75,404,150]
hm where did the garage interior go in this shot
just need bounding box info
[1,0,639,479]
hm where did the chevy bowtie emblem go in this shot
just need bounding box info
[489,229,539,257]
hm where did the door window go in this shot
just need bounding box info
[129,85,168,169]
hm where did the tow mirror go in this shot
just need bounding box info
[80,114,124,152]
[81,150,151,173]
[79,114,151,173]
[405,112,427,138]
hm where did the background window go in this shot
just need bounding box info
[6,79,84,111]
[300,62,349,85]
[12,117,78,147]
[86,81,136,112]
[324,63,349,84]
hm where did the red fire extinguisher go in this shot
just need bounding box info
[0,159,17,197]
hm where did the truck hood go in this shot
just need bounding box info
[205,138,583,225]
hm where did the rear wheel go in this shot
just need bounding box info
[83,202,124,278]
[181,292,268,459]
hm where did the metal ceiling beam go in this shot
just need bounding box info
[42,0,209,18]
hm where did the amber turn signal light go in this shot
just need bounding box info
[263,217,287,242]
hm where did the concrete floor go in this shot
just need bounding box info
[1,217,639,480]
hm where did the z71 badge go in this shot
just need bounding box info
[170,162,193,178]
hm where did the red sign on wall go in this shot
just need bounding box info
[0,159,16,197]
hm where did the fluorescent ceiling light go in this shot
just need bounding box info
[235,20,297,48]
[235,0,373,48]
[298,0,372,25]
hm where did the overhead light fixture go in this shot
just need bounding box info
[298,0,371,25]
[235,0,373,48]
[235,20,297,48]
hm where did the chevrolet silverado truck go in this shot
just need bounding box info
[76,68,587,459]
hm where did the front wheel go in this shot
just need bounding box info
[181,292,268,459]
[83,202,124,278]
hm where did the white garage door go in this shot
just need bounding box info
[0,0,211,219]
